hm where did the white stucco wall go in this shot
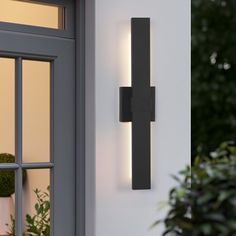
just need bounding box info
[93,0,190,235]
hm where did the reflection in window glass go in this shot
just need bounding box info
[0,0,64,29]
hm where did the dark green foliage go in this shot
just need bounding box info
[0,153,16,197]
[0,153,27,197]
[192,0,236,157]
[153,142,236,235]
[26,186,50,236]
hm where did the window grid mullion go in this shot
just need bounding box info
[50,61,54,236]
[22,162,54,169]
[15,57,23,236]
[0,163,19,169]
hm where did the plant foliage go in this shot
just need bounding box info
[25,187,50,236]
[0,153,15,197]
[7,187,50,236]
[0,153,26,197]
[192,0,236,157]
[153,142,236,235]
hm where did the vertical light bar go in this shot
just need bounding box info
[119,18,155,190]
[131,18,151,189]
[15,57,23,236]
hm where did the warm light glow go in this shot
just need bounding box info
[117,29,132,187]
[127,32,132,86]
[119,30,131,86]
[127,33,132,181]
[0,58,15,155]
[23,60,50,163]
[127,123,132,180]
[117,123,132,188]
[0,59,51,232]
[23,169,50,230]
[0,0,64,29]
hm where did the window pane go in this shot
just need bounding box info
[0,58,15,157]
[0,0,64,29]
[0,170,15,236]
[23,60,50,163]
[23,169,50,235]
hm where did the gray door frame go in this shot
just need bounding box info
[0,31,75,235]
[75,0,95,235]
[0,0,96,235]
[75,0,86,235]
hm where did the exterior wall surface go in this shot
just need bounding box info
[93,0,190,235]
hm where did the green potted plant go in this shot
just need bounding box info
[0,153,26,235]
[6,187,50,236]
[152,142,236,235]
[25,187,50,236]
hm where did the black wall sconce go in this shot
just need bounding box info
[119,18,155,190]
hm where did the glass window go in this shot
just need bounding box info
[0,58,15,156]
[0,170,15,235]
[22,60,51,163]
[23,169,50,235]
[0,0,64,29]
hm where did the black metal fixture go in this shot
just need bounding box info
[119,18,155,190]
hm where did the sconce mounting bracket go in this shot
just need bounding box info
[119,87,155,122]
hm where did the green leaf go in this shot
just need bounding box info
[152,141,236,235]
